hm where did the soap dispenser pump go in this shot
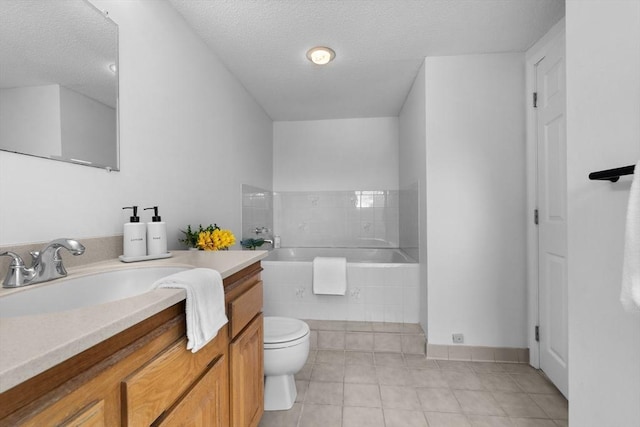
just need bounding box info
[144,206,167,256]
[122,206,147,258]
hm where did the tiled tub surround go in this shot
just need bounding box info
[242,184,274,240]
[262,251,419,323]
[260,320,568,427]
[273,190,399,248]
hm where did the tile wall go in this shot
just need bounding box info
[241,184,274,241]
[273,190,399,248]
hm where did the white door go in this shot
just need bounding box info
[536,34,568,398]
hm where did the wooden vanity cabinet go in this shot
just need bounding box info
[225,263,264,427]
[0,261,265,427]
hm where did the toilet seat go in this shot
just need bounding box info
[264,316,310,349]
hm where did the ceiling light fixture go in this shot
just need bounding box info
[306,46,335,65]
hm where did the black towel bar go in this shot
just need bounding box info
[588,165,636,182]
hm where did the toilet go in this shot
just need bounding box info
[263,316,310,411]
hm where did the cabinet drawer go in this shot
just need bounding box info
[121,328,226,426]
[229,281,263,338]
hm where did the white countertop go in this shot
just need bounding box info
[0,250,267,393]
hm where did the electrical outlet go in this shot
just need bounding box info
[452,333,464,344]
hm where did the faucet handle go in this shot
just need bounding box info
[29,251,40,263]
[0,251,25,267]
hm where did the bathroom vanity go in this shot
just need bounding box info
[0,251,266,426]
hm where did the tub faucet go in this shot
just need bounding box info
[0,238,85,288]
[262,239,274,248]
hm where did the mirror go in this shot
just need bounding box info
[0,0,119,171]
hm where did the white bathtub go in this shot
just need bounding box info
[264,247,416,263]
[261,247,419,322]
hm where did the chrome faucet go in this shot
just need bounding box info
[0,238,85,288]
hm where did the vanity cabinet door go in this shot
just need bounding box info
[157,355,229,427]
[230,313,264,427]
[60,400,106,427]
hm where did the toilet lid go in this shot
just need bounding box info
[264,316,310,345]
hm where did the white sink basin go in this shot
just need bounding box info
[0,266,190,318]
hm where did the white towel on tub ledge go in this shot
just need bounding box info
[621,160,640,311]
[313,257,347,295]
[154,268,228,352]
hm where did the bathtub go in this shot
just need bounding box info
[261,248,419,322]
[264,247,416,263]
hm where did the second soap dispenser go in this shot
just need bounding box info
[122,206,147,257]
[144,206,167,256]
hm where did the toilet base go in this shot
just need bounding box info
[264,374,297,411]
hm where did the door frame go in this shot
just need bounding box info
[525,18,565,369]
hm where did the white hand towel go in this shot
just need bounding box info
[154,268,228,352]
[313,257,347,295]
[621,160,640,311]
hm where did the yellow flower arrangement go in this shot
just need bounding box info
[197,228,236,251]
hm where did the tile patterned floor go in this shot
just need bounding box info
[259,321,568,427]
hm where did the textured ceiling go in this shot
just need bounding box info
[168,0,565,121]
[0,1,117,108]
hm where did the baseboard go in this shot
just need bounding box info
[427,343,529,364]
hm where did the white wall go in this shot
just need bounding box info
[0,85,62,156]
[0,0,272,247]
[399,62,428,332]
[425,53,527,347]
[273,117,398,192]
[566,1,640,424]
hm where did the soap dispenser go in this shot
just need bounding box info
[122,206,147,257]
[144,206,167,256]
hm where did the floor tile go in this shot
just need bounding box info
[346,332,374,351]
[410,367,449,388]
[384,408,429,427]
[296,363,313,381]
[317,330,346,349]
[305,381,343,405]
[345,351,374,365]
[342,406,385,427]
[553,420,568,427]
[510,418,557,427]
[492,392,548,418]
[425,411,472,427]
[344,364,378,384]
[466,414,513,426]
[499,363,538,374]
[405,354,440,369]
[311,363,344,382]
[380,385,422,410]
[374,351,405,366]
[343,383,381,407]
[306,349,318,364]
[259,402,302,427]
[316,349,345,364]
[298,403,342,427]
[443,370,484,390]
[437,360,474,372]
[416,387,462,413]
[376,365,412,385]
[476,372,522,392]
[470,362,506,373]
[374,333,402,352]
[528,393,568,419]
[295,380,309,402]
[453,389,506,416]
[510,374,558,394]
